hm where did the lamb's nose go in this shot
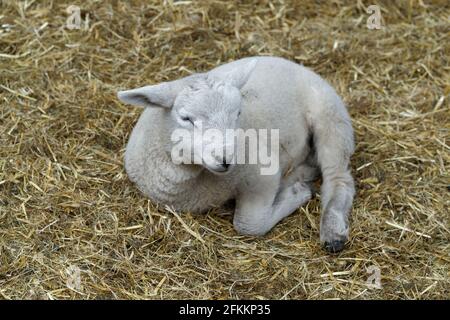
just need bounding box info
[222,157,230,169]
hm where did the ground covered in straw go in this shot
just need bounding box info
[0,0,449,299]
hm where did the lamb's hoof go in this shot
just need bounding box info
[323,240,346,253]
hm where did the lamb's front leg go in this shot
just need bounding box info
[233,178,312,236]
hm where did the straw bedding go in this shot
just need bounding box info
[0,0,449,299]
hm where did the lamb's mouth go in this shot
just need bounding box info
[206,165,233,174]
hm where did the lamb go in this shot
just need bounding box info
[117,56,355,253]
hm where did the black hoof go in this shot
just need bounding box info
[323,240,346,253]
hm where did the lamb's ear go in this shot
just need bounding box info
[117,82,178,108]
[224,59,257,89]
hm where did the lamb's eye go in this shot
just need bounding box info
[181,116,193,124]
[238,111,241,117]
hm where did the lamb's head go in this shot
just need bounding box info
[117,59,257,174]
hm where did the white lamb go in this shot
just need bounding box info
[118,56,355,253]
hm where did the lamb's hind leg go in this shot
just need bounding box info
[313,108,355,253]
[233,172,312,236]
